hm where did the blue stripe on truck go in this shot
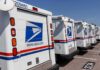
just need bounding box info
[0,48,53,60]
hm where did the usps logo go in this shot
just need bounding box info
[25,21,43,42]
[67,26,72,37]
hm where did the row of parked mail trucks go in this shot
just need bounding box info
[0,0,100,70]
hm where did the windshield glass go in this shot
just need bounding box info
[75,22,83,34]
[84,28,88,35]
[95,27,99,34]
[89,25,92,33]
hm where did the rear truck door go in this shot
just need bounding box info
[84,26,88,46]
[13,8,51,69]
[65,22,73,46]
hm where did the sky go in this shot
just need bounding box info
[19,0,100,26]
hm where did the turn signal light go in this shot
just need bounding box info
[12,38,17,47]
[10,17,15,26]
[51,36,54,41]
[11,28,16,37]
[12,48,17,56]
[50,24,52,29]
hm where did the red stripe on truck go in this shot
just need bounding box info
[0,52,12,56]
[0,45,53,56]
[54,40,67,43]
[18,45,49,54]
[54,38,76,43]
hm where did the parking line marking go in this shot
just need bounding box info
[74,56,97,61]
[87,50,100,53]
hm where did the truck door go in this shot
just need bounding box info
[65,22,74,50]
[14,8,51,69]
[66,22,73,42]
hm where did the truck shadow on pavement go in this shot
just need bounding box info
[78,50,88,55]
[56,56,74,67]
[56,50,88,67]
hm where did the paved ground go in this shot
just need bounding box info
[59,42,100,70]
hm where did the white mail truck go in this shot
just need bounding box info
[96,26,100,42]
[86,23,92,47]
[75,21,90,50]
[0,0,59,70]
[52,16,77,59]
[88,24,93,46]
[90,24,97,45]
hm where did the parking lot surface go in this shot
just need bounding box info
[59,43,100,70]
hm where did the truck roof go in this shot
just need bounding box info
[75,21,88,25]
[52,15,74,22]
[15,1,52,16]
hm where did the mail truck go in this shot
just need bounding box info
[75,21,90,50]
[0,1,59,70]
[52,16,77,59]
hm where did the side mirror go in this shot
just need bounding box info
[0,0,15,11]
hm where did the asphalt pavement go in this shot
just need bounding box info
[59,43,100,70]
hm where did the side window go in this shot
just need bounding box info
[96,27,99,34]
[92,29,95,35]
[89,26,92,33]
[84,28,87,35]
[77,25,83,34]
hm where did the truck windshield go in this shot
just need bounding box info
[75,22,83,34]
[84,28,88,35]
[89,25,92,33]
[95,27,99,34]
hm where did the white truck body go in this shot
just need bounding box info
[96,26,100,41]
[75,21,90,50]
[90,24,97,45]
[88,24,93,45]
[86,23,91,47]
[0,1,58,70]
[52,16,77,58]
